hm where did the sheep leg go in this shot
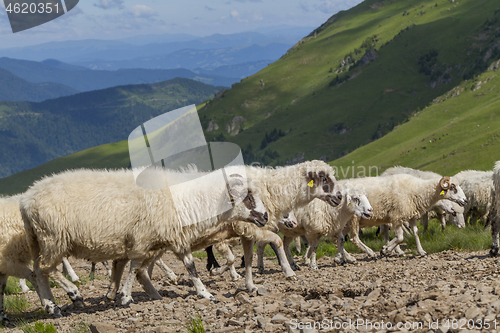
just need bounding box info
[119,259,143,306]
[307,238,320,270]
[0,273,8,324]
[490,216,500,257]
[241,238,257,294]
[146,250,177,284]
[107,259,128,301]
[61,258,80,283]
[179,251,215,302]
[381,225,404,256]
[439,213,447,231]
[256,241,267,274]
[283,235,300,271]
[409,218,427,256]
[33,258,61,316]
[294,236,301,253]
[102,261,112,278]
[343,222,378,259]
[210,243,241,281]
[205,246,221,272]
[267,233,296,279]
[333,232,346,265]
[49,270,84,308]
[304,243,311,265]
[90,262,96,280]
[135,267,162,301]
[155,259,178,284]
[422,213,429,232]
[270,243,282,266]
[19,279,30,293]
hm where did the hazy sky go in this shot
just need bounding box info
[0,0,363,48]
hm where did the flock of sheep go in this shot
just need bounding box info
[0,159,499,325]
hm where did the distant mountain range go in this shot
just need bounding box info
[0,68,77,102]
[0,58,237,97]
[0,77,223,178]
[0,28,313,63]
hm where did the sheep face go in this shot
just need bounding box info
[226,178,268,227]
[347,194,373,219]
[439,177,467,207]
[278,211,298,229]
[306,170,342,207]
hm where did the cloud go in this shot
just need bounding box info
[126,5,158,18]
[232,0,262,2]
[205,6,215,11]
[299,2,310,12]
[93,0,124,10]
[230,10,239,18]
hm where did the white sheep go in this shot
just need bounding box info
[0,195,40,323]
[20,167,268,315]
[343,174,467,257]
[382,166,465,231]
[490,162,500,257]
[137,160,342,294]
[256,183,373,271]
[452,170,495,226]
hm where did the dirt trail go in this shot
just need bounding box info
[3,248,500,332]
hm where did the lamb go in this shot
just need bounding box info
[452,170,495,226]
[137,160,341,294]
[20,167,268,315]
[490,162,500,257]
[0,195,40,323]
[382,166,465,231]
[205,211,298,281]
[256,183,373,272]
[343,174,467,258]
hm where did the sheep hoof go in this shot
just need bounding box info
[209,296,217,303]
[286,275,298,281]
[257,267,264,274]
[248,287,258,294]
[291,263,301,271]
[231,274,242,281]
[490,247,499,257]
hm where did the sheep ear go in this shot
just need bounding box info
[306,171,318,188]
[226,178,245,204]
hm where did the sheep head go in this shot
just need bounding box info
[305,163,342,207]
[438,176,467,207]
[278,211,297,229]
[226,177,268,227]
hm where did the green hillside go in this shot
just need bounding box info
[332,60,500,177]
[0,78,223,178]
[0,68,77,102]
[199,0,500,165]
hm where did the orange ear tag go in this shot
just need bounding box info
[307,180,314,188]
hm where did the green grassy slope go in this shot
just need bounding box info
[332,62,500,176]
[200,0,500,165]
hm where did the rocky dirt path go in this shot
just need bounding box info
[3,248,500,333]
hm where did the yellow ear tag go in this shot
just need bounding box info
[440,190,445,195]
[307,180,314,187]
